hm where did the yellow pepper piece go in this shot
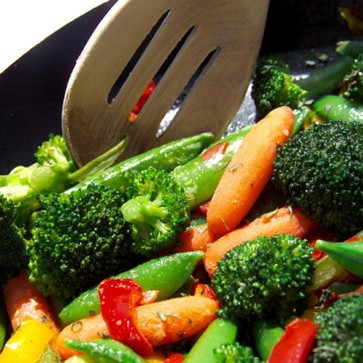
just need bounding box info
[0,317,56,363]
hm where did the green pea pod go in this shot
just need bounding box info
[65,339,147,363]
[315,237,363,279]
[66,132,214,194]
[59,251,204,327]
[252,319,284,361]
[183,318,238,363]
[313,94,363,123]
[171,125,253,210]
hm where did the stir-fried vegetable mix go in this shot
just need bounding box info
[0,39,363,363]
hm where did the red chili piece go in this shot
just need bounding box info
[98,278,153,357]
[201,142,229,162]
[129,80,156,122]
[268,318,318,363]
[164,352,185,363]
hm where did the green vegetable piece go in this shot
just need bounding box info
[311,255,349,292]
[59,251,204,327]
[252,319,284,361]
[314,238,363,279]
[67,132,215,194]
[0,295,7,352]
[36,345,63,363]
[171,125,253,210]
[64,339,148,363]
[183,318,238,363]
[272,120,363,236]
[311,293,363,362]
[336,40,363,58]
[313,94,363,123]
[211,234,315,325]
[121,168,190,257]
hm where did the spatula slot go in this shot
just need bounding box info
[107,9,171,105]
[157,47,220,137]
[130,25,196,122]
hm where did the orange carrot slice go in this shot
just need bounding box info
[51,295,218,360]
[2,271,59,333]
[204,206,319,277]
[206,106,294,237]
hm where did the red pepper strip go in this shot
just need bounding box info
[98,278,153,357]
[164,352,185,363]
[268,318,318,363]
[129,80,156,122]
[306,227,337,261]
[201,142,229,162]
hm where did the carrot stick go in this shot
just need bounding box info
[206,106,295,237]
[169,225,217,253]
[51,295,218,360]
[204,206,319,277]
[2,271,59,333]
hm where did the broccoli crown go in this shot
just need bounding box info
[0,195,28,283]
[272,120,363,236]
[0,135,77,225]
[343,53,363,104]
[27,183,133,300]
[34,134,75,175]
[211,234,315,325]
[214,342,263,363]
[121,167,190,257]
[251,57,308,117]
[311,293,363,363]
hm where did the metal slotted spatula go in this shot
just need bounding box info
[62,0,269,166]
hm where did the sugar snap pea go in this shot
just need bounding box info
[66,132,214,194]
[315,230,363,279]
[313,94,363,123]
[59,251,204,327]
[252,319,284,361]
[182,318,238,363]
[64,339,148,363]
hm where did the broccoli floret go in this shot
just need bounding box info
[251,57,308,118]
[211,234,315,325]
[0,134,126,227]
[27,183,134,300]
[252,55,354,123]
[214,342,264,363]
[121,168,190,257]
[311,293,363,363]
[272,120,363,236]
[342,53,363,103]
[0,195,28,283]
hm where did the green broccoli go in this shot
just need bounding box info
[342,53,363,103]
[311,293,363,363]
[251,57,308,118]
[27,183,134,300]
[251,55,353,120]
[271,120,363,236]
[121,168,190,257]
[0,134,126,226]
[0,195,28,284]
[211,234,315,326]
[214,342,263,363]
